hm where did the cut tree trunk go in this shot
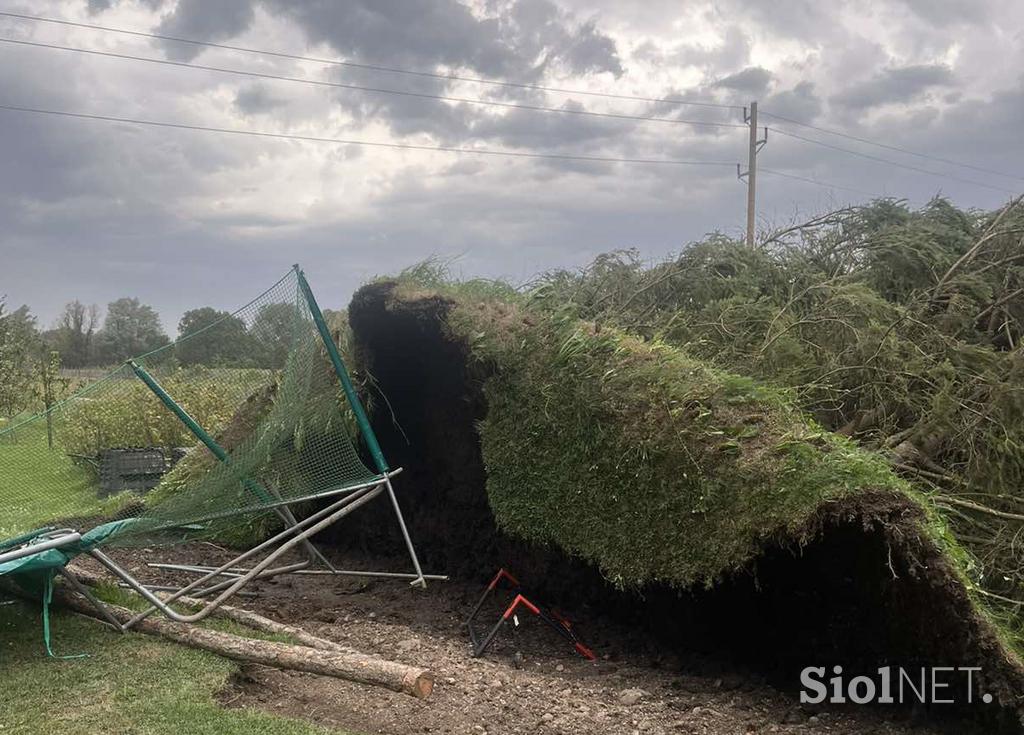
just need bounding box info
[178,598,356,653]
[67,567,355,654]
[55,587,434,699]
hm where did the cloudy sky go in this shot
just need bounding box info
[2,0,1023,329]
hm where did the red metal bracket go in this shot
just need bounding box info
[465,568,596,660]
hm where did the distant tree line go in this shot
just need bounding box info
[0,295,305,406]
[0,300,70,433]
[0,293,316,449]
[38,297,169,368]
[173,303,298,369]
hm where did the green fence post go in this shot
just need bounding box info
[129,359,339,570]
[127,360,273,504]
[295,265,390,474]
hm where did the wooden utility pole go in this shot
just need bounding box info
[738,101,767,247]
[745,101,758,247]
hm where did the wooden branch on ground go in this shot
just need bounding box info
[180,599,355,653]
[971,587,1024,608]
[54,585,434,699]
[977,287,1024,322]
[937,496,1024,523]
[67,567,354,654]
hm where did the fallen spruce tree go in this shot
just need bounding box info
[94,198,1023,720]
[347,250,1024,720]
[530,196,1024,611]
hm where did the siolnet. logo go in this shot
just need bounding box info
[800,666,992,705]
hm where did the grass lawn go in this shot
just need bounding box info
[0,419,107,539]
[0,600,340,735]
[0,419,351,735]
[0,365,275,540]
[0,373,363,733]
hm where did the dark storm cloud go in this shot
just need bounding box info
[892,81,1024,172]
[713,67,773,94]
[88,0,162,12]
[715,0,830,41]
[260,0,622,79]
[763,81,823,121]
[318,67,475,141]
[561,19,623,76]
[261,0,517,74]
[504,0,623,77]
[155,0,255,61]
[4,0,1022,330]
[469,99,625,150]
[234,83,288,115]
[145,0,622,139]
[831,64,955,111]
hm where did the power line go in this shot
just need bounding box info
[760,168,881,198]
[0,102,741,168]
[0,37,747,131]
[6,10,1014,209]
[0,11,742,111]
[761,110,1024,183]
[770,127,1018,195]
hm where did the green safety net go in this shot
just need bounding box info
[0,267,380,556]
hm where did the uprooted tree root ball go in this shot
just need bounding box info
[341,279,1024,729]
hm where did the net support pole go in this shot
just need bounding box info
[127,359,336,571]
[294,265,388,474]
[295,265,427,588]
[128,359,265,497]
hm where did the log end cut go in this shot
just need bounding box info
[404,668,435,699]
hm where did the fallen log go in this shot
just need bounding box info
[55,587,434,699]
[176,598,356,653]
[67,567,354,654]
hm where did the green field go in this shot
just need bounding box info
[0,601,332,735]
[0,365,274,540]
[0,371,362,735]
[0,421,354,735]
[0,419,107,539]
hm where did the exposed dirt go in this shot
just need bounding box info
[55,280,1023,733]
[342,282,1024,717]
[73,544,1004,735]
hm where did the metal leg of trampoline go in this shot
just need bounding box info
[271,495,338,573]
[147,560,316,598]
[114,581,259,598]
[384,476,427,588]
[143,469,437,587]
[90,484,384,630]
[140,563,309,605]
[61,569,123,632]
[147,562,448,582]
[0,532,82,565]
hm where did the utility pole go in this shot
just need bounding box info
[738,101,767,247]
